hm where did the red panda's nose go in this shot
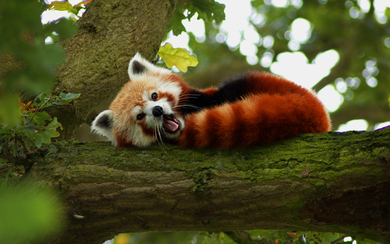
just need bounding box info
[152,106,164,117]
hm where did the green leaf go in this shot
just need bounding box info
[54,18,78,39]
[23,133,37,148]
[45,117,62,139]
[34,134,44,148]
[30,111,52,126]
[42,130,53,144]
[44,18,78,40]
[168,9,187,35]
[0,93,20,126]
[167,0,225,36]
[158,43,198,72]
[56,92,81,105]
[36,91,51,102]
[46,1,78,15]
[251,0,265,8]
[47,117,62,130]
[0,186,64,243]
[185,0,226,24]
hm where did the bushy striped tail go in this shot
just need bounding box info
[177,81,330,148]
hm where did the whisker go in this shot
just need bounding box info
[155,126,168,154]
[158,127,170,151]
[174,104,202,111]
[179,93,201,98]
[175,104,201,108]
[178,94,201,101]
[156,123,170,150]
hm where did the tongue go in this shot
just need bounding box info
[164,119,179,132]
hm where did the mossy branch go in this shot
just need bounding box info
[25,127,390,244]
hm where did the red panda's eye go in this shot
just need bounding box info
[151,92,158,101]
[137,114,145,120]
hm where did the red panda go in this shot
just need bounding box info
[91,53,331,148]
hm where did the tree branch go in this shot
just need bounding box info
[24,127,390,244]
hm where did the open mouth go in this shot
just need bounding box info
[163,114,180,133]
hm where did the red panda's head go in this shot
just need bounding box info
[91,53,185,147]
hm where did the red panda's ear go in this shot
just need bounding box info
[91,110,116,146]
[131,60,145,75]
[128,53,171,81]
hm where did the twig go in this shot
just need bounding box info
[24,95,52,127]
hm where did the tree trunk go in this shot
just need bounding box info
[52,0,177,140]
[24,127,390,244]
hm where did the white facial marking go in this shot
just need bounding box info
[156,81,182,99]
[131,106,143,116]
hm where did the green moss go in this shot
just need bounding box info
[27,128,390,200]
[192,169,212,195]
[308,178,326,187]
[372,147,390,162]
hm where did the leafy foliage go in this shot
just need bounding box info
[169,0,226,35]
[158,43,199,72]
[45,0,92,20]
[257,231,379,244]
[0,92,79,184]
[114,231,236,244]
[0,0,77,125]
[0,3,78,243]
[246,230,378,244]
[197,232,236,244]
[46,1,78,14]
[0,92,80,156]
[0,184,65,244]
[117,230,380,244]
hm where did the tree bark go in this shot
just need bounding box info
[52,0,177,140]
[24,126,390,244]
